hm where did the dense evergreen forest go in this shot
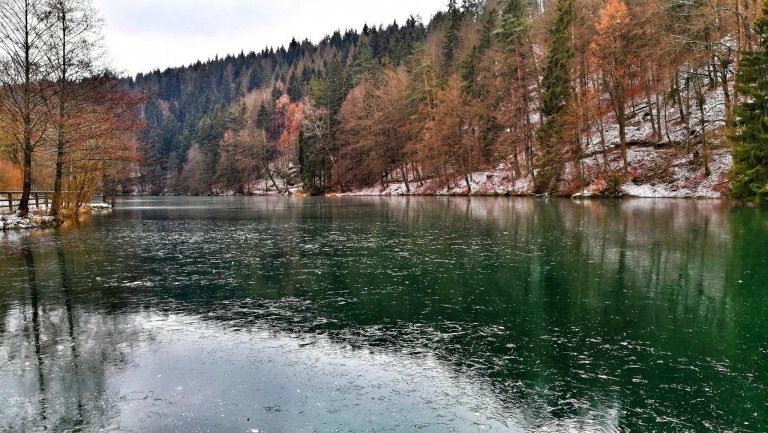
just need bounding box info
[129,0,767,198]
[130,13,430,195]
[3,0,767,203]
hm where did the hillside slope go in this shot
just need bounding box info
[127,0,749,199]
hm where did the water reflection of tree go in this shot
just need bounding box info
[2,197,763,432]
[0,239,145,432]
[196,197,752,431]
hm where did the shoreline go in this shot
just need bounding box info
[220,146,732,200]
[124,191,736,201]
[0,203,113,231]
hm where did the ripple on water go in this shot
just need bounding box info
[0,197,766,432]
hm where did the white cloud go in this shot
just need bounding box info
[92,0,446,76]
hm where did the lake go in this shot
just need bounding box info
[0,197,766,432]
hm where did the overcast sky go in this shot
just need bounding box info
[92,0,447,77]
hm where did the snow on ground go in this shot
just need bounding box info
[572,146,732,198]
[0,203,110,231]
[88,202,113,210]
[585,78,729,155]
[0,212,58,231]
[621,149,731,198]
[339,142,732,199]
[341,172,534,197]
[342,82,733,199]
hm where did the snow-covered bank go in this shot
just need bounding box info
[570,146,732,199]
[340,81,733,199]
[0,203,112,231]
[337,146,732,199]
[89,202,114,211]
[0,212,58,230]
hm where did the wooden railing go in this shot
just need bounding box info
[0,191,52,213]
[0,191,104,213]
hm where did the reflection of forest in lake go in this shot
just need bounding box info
[0,197,766,432]
[0,237,145,432]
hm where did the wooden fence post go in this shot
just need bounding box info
[7,193,13,213]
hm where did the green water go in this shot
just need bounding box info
[0,197,766,432]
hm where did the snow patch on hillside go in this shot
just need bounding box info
[342,82,733,199]
[585,79,728,154]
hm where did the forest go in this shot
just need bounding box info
[3,0,768,206]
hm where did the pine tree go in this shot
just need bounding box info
[495,0,528,47]
[461,0,481,18]
[535,0,574,193]
[255,102,270,130]
[443,0,461,67]
[540,0,574,121]
[495,0,535,177]
[247,67,262,92]
[732,0,768,203]
[460,46,481,97]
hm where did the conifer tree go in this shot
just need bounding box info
[461,0,482,18]
[443,0,461,67]
[495,0,536,176]
[732,0,768,203]
[535,0,574,193]
[255,102,270,130]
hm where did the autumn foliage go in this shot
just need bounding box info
[128,0,754,196]
[0,160,22,190]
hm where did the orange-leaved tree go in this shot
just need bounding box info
[590,0,633,172]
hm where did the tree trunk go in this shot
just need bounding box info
[645,77,659,141]
[264,164,281,193]
[618,106,628,172]
[655,87,663,142]
[51,4,68,218]
[51,136,65,217]
[598,117,609,172]
[698,90,710,177]
[411,163,422,187]
[612,83,629,172]
[19,148,33,217]
[464,173,472,195]
[737,0,746,52]
[400,166,410,193]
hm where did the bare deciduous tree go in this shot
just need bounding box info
[0,0,53,216]
[45,0,104,216]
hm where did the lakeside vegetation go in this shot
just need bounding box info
[0,0,141,219]
[126,0,767,201]
[2,0,768,207]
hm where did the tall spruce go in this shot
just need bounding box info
[535,0,574,193]
[461,5,496,96]
[496,0,528,45]
[495,0,536,176]
[732,0,768,203]
[443,0,461,67]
